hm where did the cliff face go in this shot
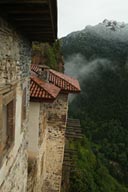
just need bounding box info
[61,20,128,191]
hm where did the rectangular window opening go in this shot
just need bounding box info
[0,91,16,165]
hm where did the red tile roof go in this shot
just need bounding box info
[30,75,60,102]
[31,64,81,93]
[31,64,39,73]
[49,70,81,93]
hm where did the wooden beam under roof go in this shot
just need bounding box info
[0,0,48,4]
[28,37,54,42]
[12,22,52,27]
[0,2,49,13]
[48,0,55,40]
[2,10,49,15]
[25,32,53,36]
[21,27,52,32]
[13,17,51,21]
[0,0,57,42]
[25,32,54,36]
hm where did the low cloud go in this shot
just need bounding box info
[64,53,116,103]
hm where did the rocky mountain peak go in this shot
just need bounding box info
[102,19,125,31]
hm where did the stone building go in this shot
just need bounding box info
[0,1,81,192]
[0,1,57,192]
[28,64,80,192]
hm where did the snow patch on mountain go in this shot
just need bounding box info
[64,20,128,43]
[85,20,128,42]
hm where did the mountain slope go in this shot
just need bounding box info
[61,20,128,191]
[62,19,128,62]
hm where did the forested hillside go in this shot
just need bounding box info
[61,20,128,192]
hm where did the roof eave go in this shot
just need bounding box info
[0,0,57,42]
[30,97,56,103]
[61,90,81,94]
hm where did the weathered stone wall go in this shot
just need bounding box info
[42,93,68,192]
[0,18,31,86]
[0,136,28,192]
[0,17,31,192]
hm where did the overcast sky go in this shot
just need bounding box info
[58,0,128,38]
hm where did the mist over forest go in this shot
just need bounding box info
[61,20,128,192]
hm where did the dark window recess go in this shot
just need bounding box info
[0,98,16,155]
[6,99,15,147]
[0,92,16,165]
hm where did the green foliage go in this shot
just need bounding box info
[69,137,128,192]
[44,43,58,70]
[32,40,62,70]
[62,24,128,191]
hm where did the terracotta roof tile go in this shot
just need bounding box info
[49,70,81,93]
[31,64,81,93]
[30,75,60,101]
[31,64,39,73]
